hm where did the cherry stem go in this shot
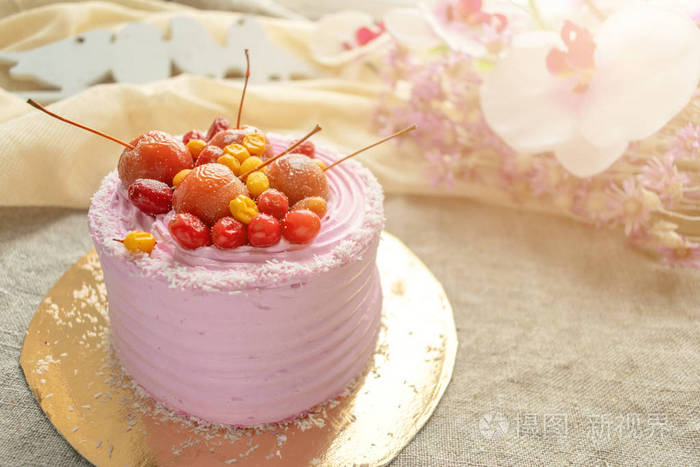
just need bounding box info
[324,124,417,171]
[27,99,135,149]
[113,238,124,243]
[236,49,250,130]
[239,124,322,180]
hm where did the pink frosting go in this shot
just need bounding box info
[88,135,384,425]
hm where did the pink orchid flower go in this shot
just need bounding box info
[479,5,700,177]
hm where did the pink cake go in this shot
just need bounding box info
[87,135,384,426]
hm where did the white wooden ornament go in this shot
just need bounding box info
[0,17,315,104]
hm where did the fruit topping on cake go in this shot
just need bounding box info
[113,231,156,254]
[128,178,173,215]
[266,154,330,205]
[282,209,322,244]
[256,189,289,219]
[26,52,416,254]
[168,213,211,250]
[173,163,248,226]
[118,130,193,186]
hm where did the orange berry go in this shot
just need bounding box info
[292,196,327,218]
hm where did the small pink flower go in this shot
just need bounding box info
[638,155,689,208]
[658,241,700,268]
[607,179,660,236]
[529,156,570,197]
[425,151,460,188]
[669,123,700,160]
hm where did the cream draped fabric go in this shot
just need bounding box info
[0,0,439,208]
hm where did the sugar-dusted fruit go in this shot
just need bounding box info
[217,154,241,175]
[173,163,248,226]
[186,139,207,160]
[210,128,274,158]
[211,216,247,249]
[169,213,211,250]
[183,130,205,145]
[229,194,259,224]
[128,178,173,215]
[116,231,156,254]
[118,130,193,187]
[293,139,315,157]
[172,169,191,187]
[246,171,269,198]
[256,189,288,219]
[195,145,225,167]
[205,117,230,141]
[266,154,330,205]
[248,214,282,247]
[292,196,327,219]
[282,209,321,244]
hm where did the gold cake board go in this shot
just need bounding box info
[20,232,457,466]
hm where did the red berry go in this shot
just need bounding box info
[168,213,210,250]
[194,145,224,167]
[211,217,247,249]
[293,139,315,157]
[282,209,321,244]
[118,130,193,186]
[247,214,281,247]
[256,189,289,219]
[205,117,230,141]
[128,178,173,215]
[183,130,205,145]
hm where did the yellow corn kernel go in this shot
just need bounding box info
[242,133,266,156]
[217,154,241,176]
[224,143,250,163]
[239,156,263,176]
[186,139,207,158]
[172,169,191,187]
[121,231,156,254]
[312,159,327,170]
[246,171,270,198]
[229,195,259,224]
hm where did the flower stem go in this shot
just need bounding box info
[659,207,700,222]
[584,0,607,21]
[528,0,547,29]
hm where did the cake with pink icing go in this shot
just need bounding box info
[87,131,385,426]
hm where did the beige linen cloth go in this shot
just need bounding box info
[0,1,699,466]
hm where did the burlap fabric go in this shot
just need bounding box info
[2,198,699,465]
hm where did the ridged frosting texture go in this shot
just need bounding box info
[88,135,384,425]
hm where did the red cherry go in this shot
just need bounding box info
[205,117,230,141]
[128,179,173,215]
[208,128,246,148]
[247,214,282,247]
[169,213,210,250]
[256,189,289,219]
[282,209,321,244]
[183,130,205,144]
[172,163,248,226]
[293,139,315,157]
[211,217,247,249]
[194,145,224,167]
[118,130,193,186]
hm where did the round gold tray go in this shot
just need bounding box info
[20,232,456,466]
